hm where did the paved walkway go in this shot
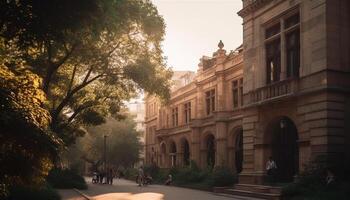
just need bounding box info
[60,178,262,200]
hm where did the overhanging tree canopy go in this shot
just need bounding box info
[0,0,172,144]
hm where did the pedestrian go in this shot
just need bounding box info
[108,169,114,185]
[138,166,144,186]
[266,156,277,184]
[325,168,335,186]
[165,174,172,185]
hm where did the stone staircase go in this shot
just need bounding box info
[214,184,282,200]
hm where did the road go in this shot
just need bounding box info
[59,178,261,200]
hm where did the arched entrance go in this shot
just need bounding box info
[235,128,243,173]
[206,134,216,168]
[169,141,177,167]
[267,116,299,182]
[181,138,190,166]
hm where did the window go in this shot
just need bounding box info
[266,39,281,83]
[286,29,300,78]
[240,78,244,106]
[184,102,191,124]
[172,107,178,127]
[232,78,244,108]
[232,80,239,108]
[205,89,215,115]
[265,12,300,84]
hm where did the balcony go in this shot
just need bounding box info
[155,124,192,137]
[247,78,298,105]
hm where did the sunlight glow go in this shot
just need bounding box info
[153,0,243,71]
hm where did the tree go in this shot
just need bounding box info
[0,0,172,145]
[65,115,142,171]
[0,64,62,198]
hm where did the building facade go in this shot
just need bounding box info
[145,0,350,185]
[145,43,245,172]
[238,0,350,184]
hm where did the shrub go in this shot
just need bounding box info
[208,167,236,187]
[123,168,138,180]
[144,164,160,178]
[6,183,60,200]
[282,160,350,200]
[173,167,207,184]
[47,168,87,190]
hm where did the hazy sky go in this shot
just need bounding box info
[152,0,243,72]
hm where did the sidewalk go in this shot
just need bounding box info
[60,177,261,200]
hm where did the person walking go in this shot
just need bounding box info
[137,166,144,186]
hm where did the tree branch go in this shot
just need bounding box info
[51,73,104,127]
[67,64,77,95]
[67,103,95,123]
[43,43,77,94]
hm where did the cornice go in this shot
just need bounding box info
[238,0,273,17]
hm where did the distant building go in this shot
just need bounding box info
[144,42,244,170]
[127,100,146,165]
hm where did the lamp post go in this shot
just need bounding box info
[104,135,108,173]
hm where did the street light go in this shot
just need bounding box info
[103,135,109,173]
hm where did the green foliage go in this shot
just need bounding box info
[63,115,142,172]
[208,167,237,187]
[135,164,236,189]
[46,168,87,190]
[0,65,62,198]
[282,161,350,200]
[144,164,161,179]
[124,168,138,180]
[6,183,60,200]
[1,0,172,145]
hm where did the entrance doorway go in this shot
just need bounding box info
[235,129,243,173]
[206,134,215,168]
[268,117,299,182]
[181,138,190,166]
[169,141,177,167]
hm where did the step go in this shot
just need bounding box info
[235,184,270,193]
[235,184,282,194]
[224,189,281,200]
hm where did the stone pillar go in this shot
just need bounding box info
[239,107,260,184]
[216,74,225,111]
[280,19,287,80]
[215,121,228,167]
[190,128,201,167]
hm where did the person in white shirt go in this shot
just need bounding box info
[266,156,277,183]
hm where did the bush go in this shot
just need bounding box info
[208,167,236,187]
[47,168,87,190]
[123,168,138,180]
[144,164,160,178]
[6,183,60,200]
[282,160,350,200]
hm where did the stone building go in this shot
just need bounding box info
[145,43,244,172]
[145,0,350,185]
[238,0,350,184]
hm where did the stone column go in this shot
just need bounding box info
[280,19,287,80]
[215,121,228,167]
[216,74,225,111]
[239,107,259,184]
[190,128,201,167]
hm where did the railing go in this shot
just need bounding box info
[247,78,298,104]
[155,124,192,136]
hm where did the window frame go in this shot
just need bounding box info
[205,89,216,115]
[264,9,301,85]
